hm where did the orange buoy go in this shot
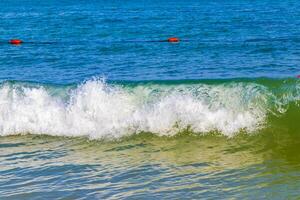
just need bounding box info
[167,37,179,43]
[297,75,300,78]
[9,39,23,45]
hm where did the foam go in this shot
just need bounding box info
[0,79,269,139]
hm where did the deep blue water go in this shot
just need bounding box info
[2,1,300,199]
[1,0,300,83]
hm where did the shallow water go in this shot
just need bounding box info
[1,132,300,199]
[1,0,300,199]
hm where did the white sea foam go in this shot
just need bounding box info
[0,80,270,139]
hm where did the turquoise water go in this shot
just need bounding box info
[1,0,300,199]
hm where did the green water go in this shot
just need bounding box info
[0,78,300,198]
[1,128,300,199]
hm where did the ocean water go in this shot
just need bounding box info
[1,0,300,199]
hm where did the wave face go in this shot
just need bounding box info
[0,78,299,139]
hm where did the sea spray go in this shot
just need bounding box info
[0,78,298,139]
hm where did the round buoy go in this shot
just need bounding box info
[9,39,23,45]
[297,75,300,78]
[167,37,179,43]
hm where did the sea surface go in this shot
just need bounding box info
[1,0,300,199]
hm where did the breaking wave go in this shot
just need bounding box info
[0,78,299,139]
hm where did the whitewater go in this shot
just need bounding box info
[0,78,298,139]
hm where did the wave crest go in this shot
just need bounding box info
[0,79,288,139]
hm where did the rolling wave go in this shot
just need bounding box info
[0,78,299,139]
